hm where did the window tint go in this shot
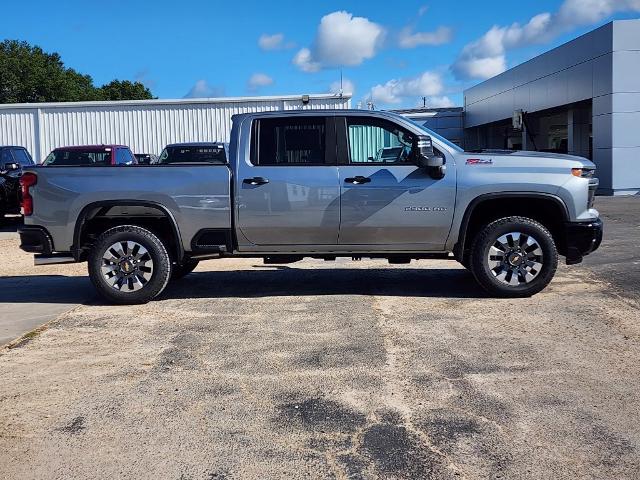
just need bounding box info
[0,149,13,165]
[43,149,112,166]
[252,117,327,165]
[115,148,135,165]
[347,118,415,165]
[157,146,226,164]
[12,148,33,166]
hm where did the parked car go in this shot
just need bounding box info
[134,153,158,165]
[42,145,137,166]
[18,110,602,304]
[154,142,227,164]
[0,146,34,219]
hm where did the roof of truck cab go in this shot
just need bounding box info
[231,109,404,121]
[165,142,225,148]
[53,145,127,150]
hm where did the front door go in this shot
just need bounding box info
[337,116,456,249]
[236,115,340,246]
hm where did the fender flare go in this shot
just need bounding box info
[454,192,570,258]
[72,200,184,261]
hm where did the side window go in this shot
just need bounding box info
[12,148,33,166]
[347,118,416,165]
[0,149,13,166]
[115,148,135,165]
[251,117,327,166]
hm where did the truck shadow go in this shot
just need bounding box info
[0,268,485,306]
[0,275,94,305]
[161,267,486,300]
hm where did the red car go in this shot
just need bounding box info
[42,145,137,166]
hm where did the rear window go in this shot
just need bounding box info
[157,146,227,164]
[43,149,112,166]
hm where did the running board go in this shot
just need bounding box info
[34,254,77,266]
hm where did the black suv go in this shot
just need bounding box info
[1,146,35,219]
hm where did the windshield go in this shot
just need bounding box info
[156,145,227,164]
[43,148,112,166]
[406,119,463,153]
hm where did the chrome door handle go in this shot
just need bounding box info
[243,176,269,186]
[345,176,371,185]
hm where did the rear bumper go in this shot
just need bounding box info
[18,226,54,254]
[564,218,603,265]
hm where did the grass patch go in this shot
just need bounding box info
[5,325,47,350]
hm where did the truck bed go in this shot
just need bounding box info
[24,165,231,253]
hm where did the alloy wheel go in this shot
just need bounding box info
[101,240,154,292]
[487,232,544,286]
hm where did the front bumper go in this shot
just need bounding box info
[18,225,54,254]
[564,218,603,265]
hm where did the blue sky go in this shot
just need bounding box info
[2,0,639,108]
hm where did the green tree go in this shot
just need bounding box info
[99,80,153,101]
[0,40,154,104]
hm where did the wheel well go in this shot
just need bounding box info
[457,196,568,261]
[75,204,182,261]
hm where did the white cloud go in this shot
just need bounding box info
[292,11,385,72]
[292,48,321,73]
[329,78,355,95]
[184,80,224,98]
[418,5,429,16]
[247,73,274,91]
[558,0,640,25]
[369,71,444,105]
[398,25,453,48]
[423,96,455,108]
[258,33,295,50]
[452,0,640,80]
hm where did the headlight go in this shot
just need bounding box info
[571,168,595,178]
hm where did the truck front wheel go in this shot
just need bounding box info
[469,216,558,297]
[88,225,172,304]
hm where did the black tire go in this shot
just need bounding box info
[469,216,558,297]
[88,225,172,305]
[171,259,199,280]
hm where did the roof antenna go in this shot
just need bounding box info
[339,69,344,98]
[422,96,427,108]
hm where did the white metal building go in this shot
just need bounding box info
[0,93,351,163]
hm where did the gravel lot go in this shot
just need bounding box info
[1,199,639,479]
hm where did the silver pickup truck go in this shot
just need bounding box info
[18,110,602,304]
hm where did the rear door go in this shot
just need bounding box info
[336,116,456,249]
[235,115,340,246]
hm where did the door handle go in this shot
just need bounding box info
[344,176,371,185]
[243,176,269,186]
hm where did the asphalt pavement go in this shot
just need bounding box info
[582,196,640,299]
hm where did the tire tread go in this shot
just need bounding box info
[469,216,558,297]
[88,225,171,304]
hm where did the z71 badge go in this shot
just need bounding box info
[405,206,447,212]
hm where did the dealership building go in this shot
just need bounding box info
[462,19,640,195]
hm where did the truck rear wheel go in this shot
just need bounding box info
[469,216,558,297]
[88,225,172,305]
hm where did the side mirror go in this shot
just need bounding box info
[415,135,446,179]
[2,162,20,172]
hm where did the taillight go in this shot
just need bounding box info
[20,172,37,216]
